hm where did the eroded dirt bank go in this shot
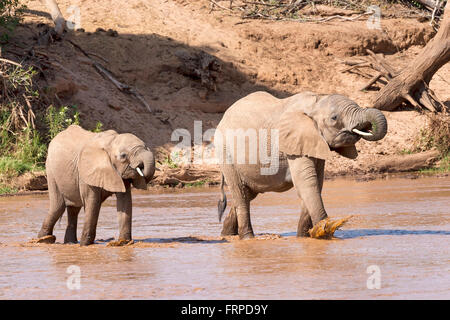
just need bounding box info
[3,0,450,191]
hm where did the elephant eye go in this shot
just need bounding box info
[119,153,127,161]
[331,115,338,121]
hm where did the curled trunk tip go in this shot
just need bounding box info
[362,108,387,141]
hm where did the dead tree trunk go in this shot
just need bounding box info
[372,1,450,112]
[41,0,66,36]
[414,0,443,11]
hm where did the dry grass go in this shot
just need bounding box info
[415,111,450,156]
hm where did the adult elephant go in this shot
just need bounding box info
[215,91,387,239]
[37,125,155,246]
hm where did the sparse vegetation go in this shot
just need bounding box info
[0,0,25,42]
[399,148,414,155]
[92,121,103,133]
[46,105,80,140]
[420,155,450,173]
[1,63,46,175]
[413,111,450,172]
[0,184,17,194]
[0,60,80,193]
[0,0,103,194]
[184,179,209,188]
[414,112,450,156]
[1,1,44,189]
[160,152,182,169]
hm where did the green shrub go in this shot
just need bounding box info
[420,155,450,173]
[0,60,84,183]
[46,105,80,139]
[184,180,209,188]
[14,126,47,166]
[0,0,25,42]
[0,156,33,175]
[92,121,103,133]
[0,61,47,177]
[0,184,17,194]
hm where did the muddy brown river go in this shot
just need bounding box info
[0,175,449,299]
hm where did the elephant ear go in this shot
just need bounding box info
[277,110,331,160]
[131,176,147,190]
[78,146,126,193]
[333,145,358,159]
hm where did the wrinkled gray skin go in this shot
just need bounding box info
[37,125,155,246]
[215,91,387,239]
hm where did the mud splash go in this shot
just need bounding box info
[0,175,449,299]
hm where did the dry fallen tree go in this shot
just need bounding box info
[209,0,437,22]
[343,1,449,112]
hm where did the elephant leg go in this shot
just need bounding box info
[80,188,102,246]
[288,156,327,227]
[64,206,81,244]
[219,167,257,239]
[297,158,324,237]
[236,204,253,239]
[297,203,313,237]
[116,186,132,241]
[221,188,257,238]
[234,187,257,240]
[38,177,66,239]
[221,207,238,236]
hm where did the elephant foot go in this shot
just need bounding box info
[64,237,78,244]
[221,228,238,236]
[297,212,313,237]
[297,222,313,237]
[31,235,56,244]
[107,239,134,247]
[80,235,95,246]
[239,231,255,240]
[297,231,310,237]
[64,229,78,244]
[37,229,52,239]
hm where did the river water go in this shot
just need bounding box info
[0,175,449,299]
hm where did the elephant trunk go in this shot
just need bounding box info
[358,108,387,141]
[349,107,387,141]
[131,147,155,183]
[137,149,155,183]
[334,96,387,142]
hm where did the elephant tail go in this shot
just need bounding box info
[218,173,227,222]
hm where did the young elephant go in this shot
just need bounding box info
[37,125,155,246]
[215,91,387,239]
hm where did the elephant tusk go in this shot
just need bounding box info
[352,128,373,137]
[136,167,144,177]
